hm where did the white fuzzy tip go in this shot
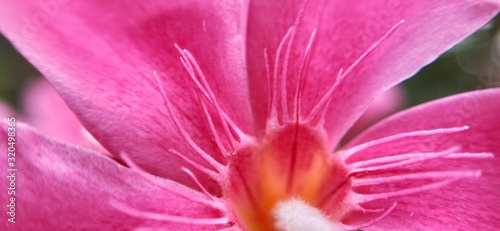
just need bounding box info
[272,198,338,231]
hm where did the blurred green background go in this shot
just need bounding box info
[1,14,499,111]
[0,36,39,107]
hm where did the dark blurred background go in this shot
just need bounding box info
[1,14,499,111]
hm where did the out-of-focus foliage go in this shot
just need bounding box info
[402,13,500,108]
[0,36,38,108]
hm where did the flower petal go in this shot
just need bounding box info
[21,78,107,153]
[246,0,500,148]
[0,1,251,186]
[342,85,405,143]
[0,122,230,230]
[342,89,500,230]
[0,100,14,118]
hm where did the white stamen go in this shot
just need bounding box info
[272,198,339,231]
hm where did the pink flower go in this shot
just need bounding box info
[1,1,499,230]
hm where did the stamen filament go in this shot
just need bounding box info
[293,29,317,123]
[342,203,397,230]
[348,146,460,174]
[353,178,461,203]
[348,151,491,170]
[182,167,219,201]
[119,152,223,209]
[195,89,229,156]
[352,170,481,186]
[305,69,344,124]
[182,49,238,148]
[280,0,308,122]
[110,200,229,225]
[271,27,294,125]
[153,72,226,171]
[340,126,469,160]
[306,20,405,125]
[169,149,224,180]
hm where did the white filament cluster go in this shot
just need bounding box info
[272,198,338,231]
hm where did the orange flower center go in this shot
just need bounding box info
[227,124,349,230]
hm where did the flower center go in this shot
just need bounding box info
[227,123,349,230]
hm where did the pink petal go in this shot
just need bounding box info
[0,100,14,118]
[246,0,500,148]
[0,1,251,187]
[342,85,405,143]
[0,122,230,230]
[342,89,500,230]
[21,78,107,153]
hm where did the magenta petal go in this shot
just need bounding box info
[343,89,500,230]
[21,78,107,153]
[246,0,500,148]
[0,1,252,185]
[21,78,81,142]
[0,123,229,230]
[0,100,14,118]
[343,85,405,143]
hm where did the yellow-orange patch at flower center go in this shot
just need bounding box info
[227,124,348,230]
